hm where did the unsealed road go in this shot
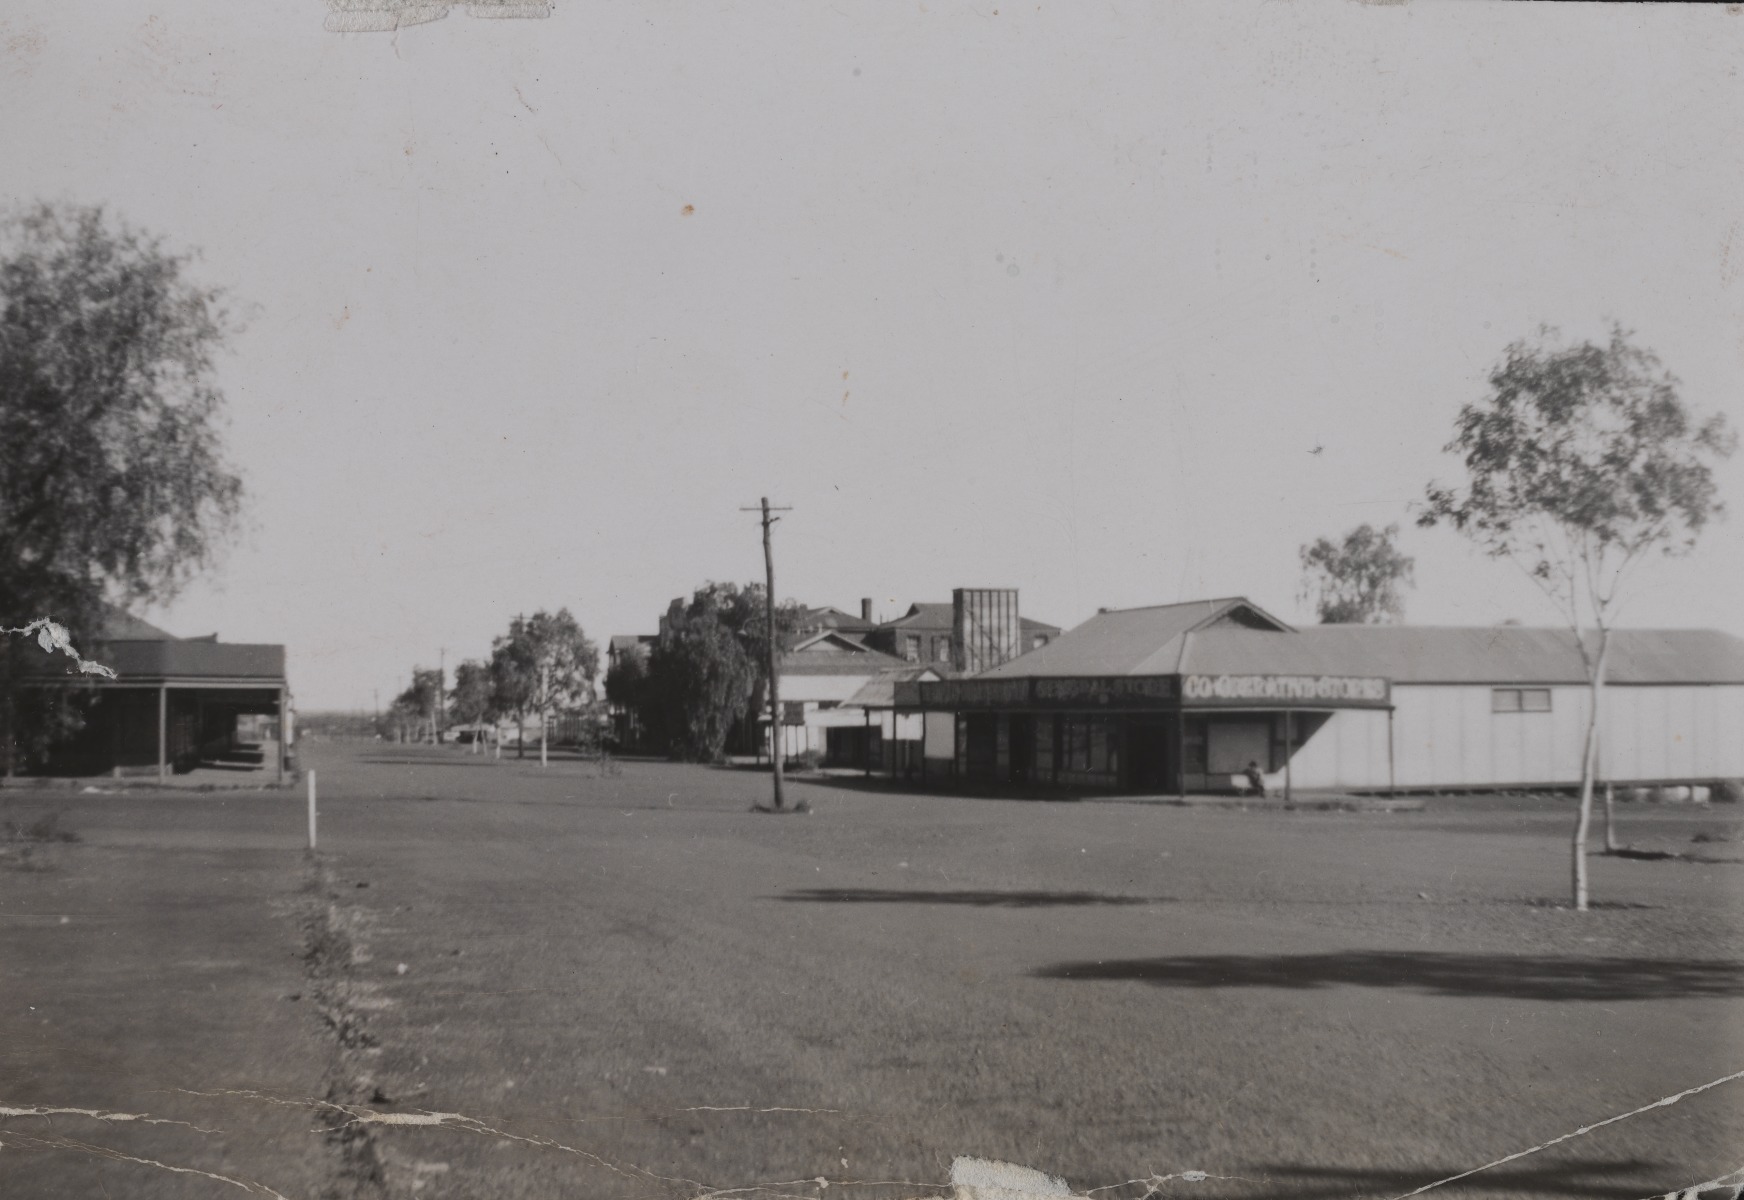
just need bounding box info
[3,742,1742,1200]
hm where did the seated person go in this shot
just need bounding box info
[1243,760,1267,797]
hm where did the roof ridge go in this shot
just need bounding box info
[1093,596,1242,616]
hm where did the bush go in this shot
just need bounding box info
[1711,779,1744,804]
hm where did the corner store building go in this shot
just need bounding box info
[890,598,1744,795]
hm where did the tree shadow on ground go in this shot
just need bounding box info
[1225,1157,1686,1199]
[771,888,1171,907]
[1032,950,1744,1001]
[357,755,509,768]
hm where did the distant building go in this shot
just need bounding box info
[605,634,657,749]
[796,600,878,642]
[818,665,942,775]
[19,607,291,779]
[862,590,1060,671]
[893,597,1744,795]
[765,631,909,761]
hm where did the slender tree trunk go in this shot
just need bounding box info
[1572,629,1611,911]
[1603,781,1619,853]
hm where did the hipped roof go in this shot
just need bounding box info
[979,598,1744,685]
[98,605,179,641]
[879,602,1061,634]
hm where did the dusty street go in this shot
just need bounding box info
[3,742,1741,1199]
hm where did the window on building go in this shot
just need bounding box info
[1032,634,1049,649]
[1492,688,1552,713]
[904,634,921,662]
[934,637,951,663]
[1183,719,1208,775]
[1060,716,1094,771]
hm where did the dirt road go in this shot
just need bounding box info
[3,743,1741,1199]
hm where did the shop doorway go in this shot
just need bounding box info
[1009,715,1035,783]
[1125,717,1172,793]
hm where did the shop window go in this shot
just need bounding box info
[1061,715,1095,771]
[1493,688,1552,713]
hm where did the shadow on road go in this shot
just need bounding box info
[1236,1157,1676,1199]
[1032,950,1744,1001]
[771,888,1172,907]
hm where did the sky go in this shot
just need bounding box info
[4,0,1743,711]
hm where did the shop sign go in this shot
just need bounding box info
[1182,674,1389,705]
[1033,676,1178,706]
[921,678,1032,709]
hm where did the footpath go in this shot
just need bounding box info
[0,787,346,1200]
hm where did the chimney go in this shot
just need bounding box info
[861,598,873,622]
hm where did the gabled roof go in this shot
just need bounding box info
[1181,625,1744,685]
[979,598,1291,678]
[790,630,876,653]
[975,596,1744,686]
[783,632,910,675]
[801,606,876,633]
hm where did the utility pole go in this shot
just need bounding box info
[540,662,550,770]
[741,498,792,810]
[437,647,446,745]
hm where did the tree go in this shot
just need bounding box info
[490,610,598,768]
[448,659,495,755]
[1420,324,1735,910]
[642,582,806,763]
[393,668,444,744]
[0,203,243,773]
[646,588,756,763]
[1298,523,1415,624]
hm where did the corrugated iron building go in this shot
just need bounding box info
[891,598,1744,795]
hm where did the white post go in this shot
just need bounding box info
[307,769,318,851]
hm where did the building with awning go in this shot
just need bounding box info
[21,608,291,780]
[891,597,1744,796]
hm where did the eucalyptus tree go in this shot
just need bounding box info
[1298,524,1415,625]
[1421,324,1734,910]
